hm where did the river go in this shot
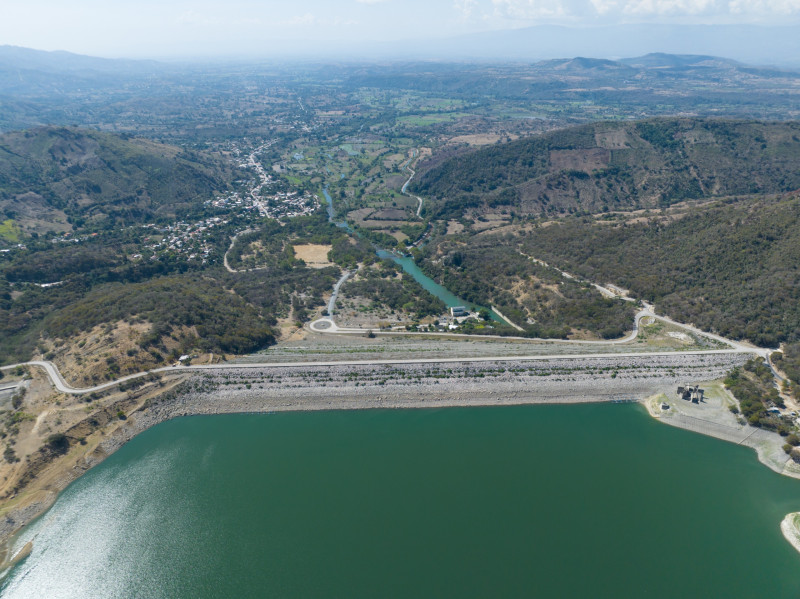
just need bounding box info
[3,404,800,598]
[322,188,501,321]
[376,250,478,310]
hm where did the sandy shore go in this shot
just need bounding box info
[0,352,752,550]
[781,513,800,555]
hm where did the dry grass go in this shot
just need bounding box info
[448,134,513,146]
[549,148,610,172]
[446,220,465,235]
[385,230,409,242]
[472,217,510,232]
[293,244,333,268]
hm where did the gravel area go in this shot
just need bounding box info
[155,353,749,414]
[248,331,709,364]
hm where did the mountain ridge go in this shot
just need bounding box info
[412,118,800,218]
[0,126,239,236]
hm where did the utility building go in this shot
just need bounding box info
[450,306,468,317]
[677,385,704,403]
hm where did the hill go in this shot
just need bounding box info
[403,24,800,66]
[512,195,800,347]
[0,213,346,378]
[0,45,162,95]
[0,126,240,236]
[619,53,740,69]
[412,119,800,219]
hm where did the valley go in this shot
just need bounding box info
[1,48,800,571]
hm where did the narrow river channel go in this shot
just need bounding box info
[322,187,502,322]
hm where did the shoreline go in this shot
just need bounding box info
[644,387,800,559]
[643,391,800,481]
[0,381,664,556]
[781,513,800,555]
[2,351,793,561]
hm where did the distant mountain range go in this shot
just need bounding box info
[2,39,800,101]
[398,24,800,67]
[0,45,166,95]
[4,22,800,70]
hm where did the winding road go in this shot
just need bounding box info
[223,228,258,273]
[327,270,353,316]
[0,215,770,398]
[0,299,767,397]
[0,345,758,397]
[400,149,425,222]
[308,306,749,349]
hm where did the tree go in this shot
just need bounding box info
[46,433,70,455]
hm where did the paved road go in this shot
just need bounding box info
[400,149,424,218]
[223,228,256,273]
[0,301,759,396]
[0,346,757,396]
[311,308,654,346]
[0,361,155,396]
[0,247,770,397]
[327,270,353,316]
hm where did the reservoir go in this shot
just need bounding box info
[6,404,798,598]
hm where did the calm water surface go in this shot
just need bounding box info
[321,187,496,320]
[3,404,800,598]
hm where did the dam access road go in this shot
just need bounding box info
[0,301,769,396]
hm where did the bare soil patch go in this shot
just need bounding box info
[472,217,510,232]
[446,220,465,235]
[370,208,409,220]
[293,244,333,268]
[594,129,634,149]
[449,134,508,146]
[549,148,610,172]
[385,230,409,242]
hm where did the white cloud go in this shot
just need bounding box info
[454,0,480,19]
[286,13,318,26]
[176,9,261,28]
[491,0,571,19]
[589,0,621,14]
[728,0,800,13]
[623,0,722,16]
[281,13,357,28]
[491,0,800,19]
[486,0,572,19]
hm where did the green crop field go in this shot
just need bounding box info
[0,219,21,243]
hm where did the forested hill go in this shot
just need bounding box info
[412,119,800,218]
[515,194,800,347]
[0,127,240,235]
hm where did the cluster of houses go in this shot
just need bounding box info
[232,140,319,219]
[260,190,318,219]
[141,217,228,263]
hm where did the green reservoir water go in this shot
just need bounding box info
[4,404,800,598]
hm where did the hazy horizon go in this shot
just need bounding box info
[3,0,800,60]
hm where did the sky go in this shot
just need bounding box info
[2,0,800,58]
